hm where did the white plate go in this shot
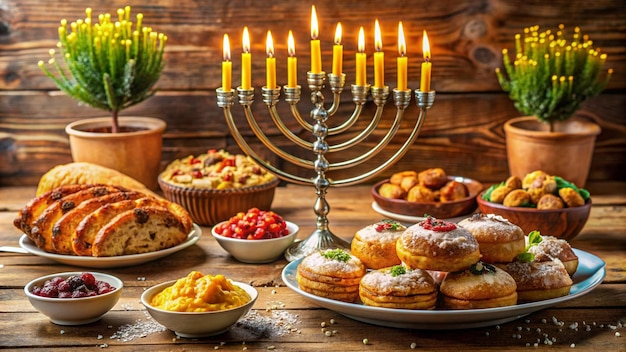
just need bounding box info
[19,224,202,268]
[282,249,605,329]
[371,201,470,224]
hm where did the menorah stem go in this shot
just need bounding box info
[285,73,352,261]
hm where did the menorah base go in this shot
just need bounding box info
[284,228,351,262]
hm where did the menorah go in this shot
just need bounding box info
[216,9,435,261]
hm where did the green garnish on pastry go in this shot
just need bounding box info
[322,248,351,262]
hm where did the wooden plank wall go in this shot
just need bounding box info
[1,0,625,187]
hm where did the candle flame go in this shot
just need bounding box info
[311,5,318,40]
[242,26,250,53]
[422,30,431,60]
[398,21,406,56]
[223,33,231,61]
[266,30,274,58]
[374,19,382,52]
[288,30,295,57]
[334,22,342,45]
[358,27,365,53]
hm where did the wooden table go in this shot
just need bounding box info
[1,183,625,351]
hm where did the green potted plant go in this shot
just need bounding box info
[38,6,167,189]
[495,24,613,187]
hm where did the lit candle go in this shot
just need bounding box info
[266,30,276,89]
[332,22,343,76]
[373,19,384,88]
[356,27,366,86]
[310,5,322,73]
[420,30,432,92]
[397,21,407,91]
[222,34,232,91]
[242,26,252,90]
[287,30,298,87]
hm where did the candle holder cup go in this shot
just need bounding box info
[216,71,435,261]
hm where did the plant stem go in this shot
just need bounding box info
[112,110,119,133]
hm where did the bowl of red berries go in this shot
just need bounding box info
[24,271,122,325]
[211,208,299,263]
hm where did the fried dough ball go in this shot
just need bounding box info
[504,176,522,190]
[558,187,585,207]
[526,175,557,204]
[502,189,531,207]
[490,185,514,203]
[399,176,419,192]
[439,180,469,202]
[418,168,448,189]
[378,183,406,199]
[537,194,565,210]
[522,170,552,190]
[406,185,436,202]
[390,171,418,185]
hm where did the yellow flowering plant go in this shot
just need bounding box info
[38,6,167,133]
[496,24,612,132]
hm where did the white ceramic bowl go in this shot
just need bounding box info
[24,272,123,325]
[141,280,258,338]
[211,221,299,263]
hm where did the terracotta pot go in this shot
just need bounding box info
[504,116,601,188]
[65,117,166,190]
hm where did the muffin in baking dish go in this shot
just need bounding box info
[359,265,438,310]
[496,260,573,302]
[457,213,525,263]
[158,149,279,226]
[396,216,481,273]
[351,220,406,270]
[296,249,365,303]
[439,262,518,309]
[159,149,276,189]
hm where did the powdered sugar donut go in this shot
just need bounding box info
[359,265,437,309]
[496,260,573,302]
[527,235,578,276]
[458,213,525,263]
[351,220,406,269]
[396,216,481,272]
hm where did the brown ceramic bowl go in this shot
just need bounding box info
[371,177,483,219]
[476,191,591,241]
[158,177,280,226]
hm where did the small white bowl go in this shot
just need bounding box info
[141,280,258,338]
[24,272,123,325]
[211,221,299,263]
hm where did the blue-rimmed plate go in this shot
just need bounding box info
[19,224,202,268]
[281,249,605,329]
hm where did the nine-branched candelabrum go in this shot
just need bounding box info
[217,70,435,261]
[496,24,612,132]
[38,6,167,133]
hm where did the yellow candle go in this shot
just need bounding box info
[332,22,343,76]
[356,27,366,86]
[266,30,276,89]
[397,21,407,90]
[287,30,298,87]
[241,27,251,90]
[222,34,232,91]
[420,30,432,92]
[373,19,384,88]
[310,5,322,73]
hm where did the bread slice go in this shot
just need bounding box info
[73,197,193,256]
[91,206,189,257]
[30,185,128,252]
[14,184,92,240]
[51,191,144,255]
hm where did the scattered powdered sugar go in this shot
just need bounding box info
[110,311,167,342]
[230,309,300,339]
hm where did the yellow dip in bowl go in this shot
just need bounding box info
[150,271,251,312]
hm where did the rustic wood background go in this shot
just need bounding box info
[1,0,624,187]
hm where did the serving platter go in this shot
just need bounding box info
[282,249,605,329]
[19,223,202,268]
